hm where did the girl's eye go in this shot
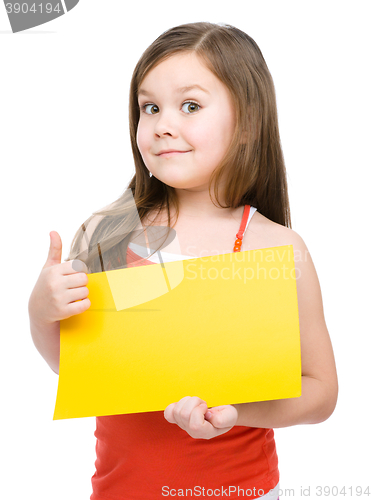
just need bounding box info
[143,104,159,115]
[181,101,200,114]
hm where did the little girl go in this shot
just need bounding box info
[28,22,338,500]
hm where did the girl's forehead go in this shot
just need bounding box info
[138,53,220,94]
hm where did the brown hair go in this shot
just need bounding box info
[68,22,291,272]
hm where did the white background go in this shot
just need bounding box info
[1,1,371,499]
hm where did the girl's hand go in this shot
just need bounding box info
[164,396,238,439]
[29,231,91,326]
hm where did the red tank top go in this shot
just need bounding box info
[90,205,279,500]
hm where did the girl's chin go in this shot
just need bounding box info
[152,174,199,189]
[149,168,210,190]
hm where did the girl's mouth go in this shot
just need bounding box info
[157,150,191,157]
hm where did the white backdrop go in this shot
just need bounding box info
[1,1,371,499]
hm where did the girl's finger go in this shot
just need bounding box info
[60,259,88,275]
[188,403,209,432]
[206,406,238,429]
[64,286,89,304]
[173,397,206,425]
[64,298,91,318]
[64,272,89,289]
[164,403,177,423]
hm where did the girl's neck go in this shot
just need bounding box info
[174,188,236,220]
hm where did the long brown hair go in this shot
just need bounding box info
[68,22,291,272]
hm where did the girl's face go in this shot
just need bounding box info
[136,52,236,192]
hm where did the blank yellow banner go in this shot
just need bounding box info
[53,245,301,420]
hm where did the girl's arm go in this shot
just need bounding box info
[227,233,338,428]
[29,317,61,375]
[164,233,338,438]
[28,231,90,374]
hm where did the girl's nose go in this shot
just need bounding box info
[154,111,178,138]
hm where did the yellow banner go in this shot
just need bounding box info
[54,245,301,419]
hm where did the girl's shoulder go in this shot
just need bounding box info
[246,211,307,255]
[248,211,316,309]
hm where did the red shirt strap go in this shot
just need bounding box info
[236,205,251,240]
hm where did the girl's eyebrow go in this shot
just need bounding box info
[177,85,210,94]
[138,84,210,97]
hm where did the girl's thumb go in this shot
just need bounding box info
[204,409,226,428]
[44,231,62,268]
